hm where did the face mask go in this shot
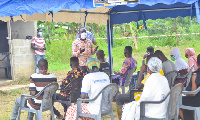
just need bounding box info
[146,52,150,56]
[81,32,87,40]
[171,56,176,61]
[38,32,42,36]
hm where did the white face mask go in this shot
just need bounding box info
[81,32,87,40]
[146,52,150,55]
[38,32,42,36]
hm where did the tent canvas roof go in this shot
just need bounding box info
[0,0,199,25]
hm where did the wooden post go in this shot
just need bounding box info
[175,18,179,46]
[129,22,138,50]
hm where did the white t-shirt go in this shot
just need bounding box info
[81,72,110,115]
[140,73,170,119]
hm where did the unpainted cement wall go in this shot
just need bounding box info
[11,21,37,39]
[8,21,37,80]
[11,39,35,80]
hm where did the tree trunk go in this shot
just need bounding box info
[129,22,138,50]
[175,18,179,46]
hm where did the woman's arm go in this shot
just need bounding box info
[191,74,197,91]
[136,65,147,89]
[187,73,197,96]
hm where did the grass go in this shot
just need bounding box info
[0,70,118,120]
[48,38,200,72]
[1,33,200,119]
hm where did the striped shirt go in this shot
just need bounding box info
[31,36,45,55]
[25,73,57,110]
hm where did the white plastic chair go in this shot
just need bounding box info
[76,83,118,120]
[17,82,59,120]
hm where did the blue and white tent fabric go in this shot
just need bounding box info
[1,0,200,73]
[0,0,200,24]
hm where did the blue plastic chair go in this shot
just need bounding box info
[0,53,11,79]
[17,82,59,120]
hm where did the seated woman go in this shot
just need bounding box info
[179,54,200,120]
[185,48,198,72]
[121,57,170,120]
[155,50,177,87]
[170,47,189,86]
[113,46,137,87]
[115,55,164,120]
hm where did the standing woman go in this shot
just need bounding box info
[185,48,198,72]
[170,47,189,86]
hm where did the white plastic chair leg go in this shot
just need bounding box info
[17,109,21,120]
[110,111,114,120]
[50,107,55,120]
[196,108,200,120]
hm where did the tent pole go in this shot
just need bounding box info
[108,15,113,74]
[107,14,113,75]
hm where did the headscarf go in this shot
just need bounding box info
[170,47,188,71]
[147,57,162,73]
[87,58,100,71]
[186,48,198,71]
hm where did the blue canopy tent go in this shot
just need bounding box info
[0,0,200,73]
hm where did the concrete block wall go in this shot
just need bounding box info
[11,39,35,80]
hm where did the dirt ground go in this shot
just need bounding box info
[0,70,119,120]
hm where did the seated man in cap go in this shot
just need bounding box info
[65,58,110,120]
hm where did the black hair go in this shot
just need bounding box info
[92,66,99,71]
[154,50,168,62]
[70,57,79,63]
[96,50,105,58]
[147,46,154,53]
[37,58,48,70]
[37,28,42,32]
[197,54,200,66]
[125,46,132,54]
[70,57,79,67]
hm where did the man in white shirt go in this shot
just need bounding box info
[65,58,110,120]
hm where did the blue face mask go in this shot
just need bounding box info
[171,56,176,61]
